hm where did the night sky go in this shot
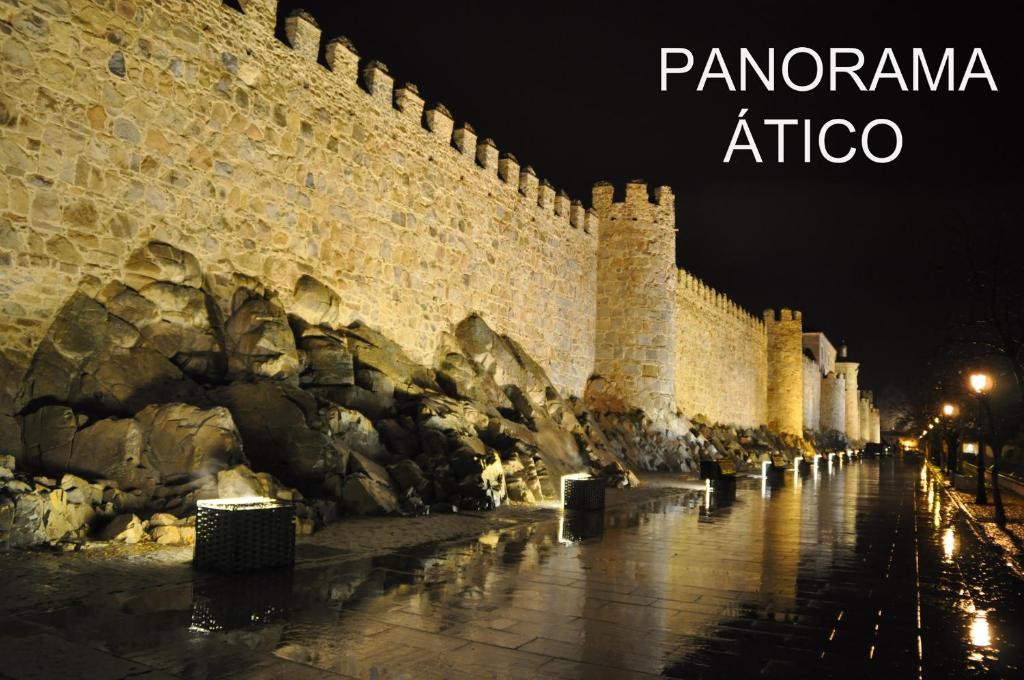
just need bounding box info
[278,1,1022,402]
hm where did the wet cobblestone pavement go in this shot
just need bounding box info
[1,455,1022,679]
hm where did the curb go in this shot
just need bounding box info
[926,461,1024,579]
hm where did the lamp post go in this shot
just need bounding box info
[969,373,1006,527]
[968,373,991,507]
[940,403,960,476]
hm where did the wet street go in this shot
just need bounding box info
[1,455,1022,679]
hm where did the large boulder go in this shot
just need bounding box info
[0,352,23,462]
[322,406,388,462]
[296,323,355,387]
[342,321,439,395]
[290,275,344,327]
[387,459,429,496]
[123,241,203,290]
[134,403,244,482]
[435,333,513,411]
[22,402,245,492]
[209,381,345,487]
[18,292,207,416]
[20,405,79,473]
[224,287,300,381]
[448,314,625,481]
[67,416,153,491]
[99,279,224,382]
[340,475,398,515]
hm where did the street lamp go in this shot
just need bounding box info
[966,374,999,522]
[969,373,993,395]
[939,403,961,474]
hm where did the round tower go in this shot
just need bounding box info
[834,343,860,443]
[859,390,872,445]
[592,180,677,419]
[763,308,804,435]
[819,371,847,434]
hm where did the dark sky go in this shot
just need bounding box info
[279,0,1022,398]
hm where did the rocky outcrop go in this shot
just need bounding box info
[208,381,346,487]
[18,292,207,416]
[224,287,300,381]
[5,242,654,541]
[0,353,24,463]
[21,402,243,492]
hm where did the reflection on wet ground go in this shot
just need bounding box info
[1,456,1021,679]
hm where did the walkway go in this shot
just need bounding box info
[0,456,1021,678]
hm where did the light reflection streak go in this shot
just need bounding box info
[943,527,955,561]
[969,609,991,647]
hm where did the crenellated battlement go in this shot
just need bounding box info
[822,371,846,382]
[225,1,593,236]
[591,180,675,227]
[762,308,803,323]
[677,270,765,333]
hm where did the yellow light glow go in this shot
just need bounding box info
[934,416,941,424]
[969,610,991,647]
[196,496,278,510]
[943,527,955,560]
[942,403,956,417]
[969,373,993,395]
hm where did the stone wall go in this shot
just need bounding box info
[819,371,846,433]
[674,270,766,427]
[0,0,599,395]
[0,0,880,440]
[764,309,804,435]
[858,392,872,446]
[835,360,860,442]
[592,181,677,418]
[802,352,820,432]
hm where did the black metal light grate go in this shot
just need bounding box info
[193,498,295,572]
[563,476,605,511]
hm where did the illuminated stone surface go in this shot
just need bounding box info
[0,0,883,443]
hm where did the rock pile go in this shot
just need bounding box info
[1,241,647,547]
[582,376,815,471]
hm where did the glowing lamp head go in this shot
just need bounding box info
[942,403,957,417]
[969,373,993,395]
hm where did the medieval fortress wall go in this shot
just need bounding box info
[0,0,600,395]
[0,0,881,443]
[674,270,767,428]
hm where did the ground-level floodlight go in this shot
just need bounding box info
[561,473,605,511]
[194,497,295,573]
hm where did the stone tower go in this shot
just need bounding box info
[859,391,872,445]
[834,344,860,442]
[802,352,821,432]
[592,180,677,419]
[819,371,847,434]
[763,309,804,435]
[870,407,881,443]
